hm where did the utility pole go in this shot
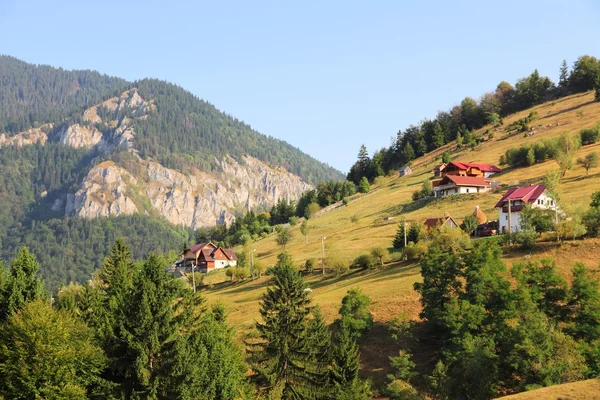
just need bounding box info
[321,236,327,275]
[507,199,512,244]
[404,219,407,247]
[251,249,256,279]
[191,262,196,294]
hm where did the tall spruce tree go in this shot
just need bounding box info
[330,324,371,400]
[559,59,569,88]
[393,222,407,249]
[0,247,45,322]
[248,262,327,399]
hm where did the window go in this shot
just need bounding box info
[466,189,470,193]
[506,216,508,221]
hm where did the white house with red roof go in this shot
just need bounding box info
[495,184,557,233]
[432,175,491,197]
[431,161,501,197]
[178,242,238,273]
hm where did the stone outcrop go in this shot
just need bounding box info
[61,155,311,229]
[56,124,103,149]
[0,124,50,148]
[65,161,138,218]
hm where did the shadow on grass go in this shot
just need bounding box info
[540,100,596,120]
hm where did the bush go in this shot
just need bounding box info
[583,207,600,237]
[460,215,479,236]
[358,177,370,193]
[374,176,386,186]
[370,246,389,267]
[513,229,538,249]
[580,125,600,145]
[354,254,376,270]
[350,214,359,223]
[342,196,350,206]
[325,256,349,276]
[412,180,432,201]
[557,219,587,240]
[304,258,316,272]
[304,202,321,219]
[442,151,451,164]
[404,241,428,261]
[288,216,299,226]
[232,266,250,281]
[384,380,423,400]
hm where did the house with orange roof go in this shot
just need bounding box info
[178,242,237,273]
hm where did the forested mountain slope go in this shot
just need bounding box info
[0,56,342,289]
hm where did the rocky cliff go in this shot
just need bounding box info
[3,89,314,228]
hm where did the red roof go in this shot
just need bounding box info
[466,163,503,173]
[185,242,215,254]
[437,175,489,187]
[446,161,502,173]
[223,249,238,261]
[424,215,458,229]
[495,185,546,207]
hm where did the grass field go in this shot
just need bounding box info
[496,378,600,400]
[201,91,600,395]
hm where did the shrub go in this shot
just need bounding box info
[370,246,389,267]
[412,180,432,201]
[557,219,587,240]
[580,125,600,145]
[513,229,538,249]
[583,207,600,237]
[388,350,417,382]
[374,176,386,187]
[232,266,250,281]
[342,196,350,206]
[442,151,451,164]
[326,256,349,276]
[460,215,479,236]
[384,380,423,400]
[350,214,359,223]
[304,258,316,272]
[404,241,427,261]
[304,202,321,219]
[288,216,299,226]
[354,254,376,270]
[358,177,370,193]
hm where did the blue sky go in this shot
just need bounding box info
[1,1,599,173]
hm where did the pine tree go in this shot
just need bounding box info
[0,247,45,322]
[393,222,407,249]
[330,324,371,400]
[115,253,184,397]
[248,264,322,398]
[559,59,569,88]
[432,122,445,149]
[402,143,416,163]
[357,144,370,171]
[306,307,333,398]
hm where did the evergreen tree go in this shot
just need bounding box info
[248,264,325,398]
[0,247,45,322]
[559,59,569,88]
[393,222,407,249]
[330,324,371,400]
[358,176,370,193]
[402,143,416,163]
[455,130,463,148]
[432,122,445,149]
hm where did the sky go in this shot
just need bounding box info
[1,1,599,173]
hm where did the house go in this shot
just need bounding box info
[179,242,237,273]
[424,214,459,230]
[433,163,446,178]
[495,184,557,234]
[432,175,490,197]
[440,161,502,179]
[399,165,413,177]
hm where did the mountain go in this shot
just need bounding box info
[0,56,343,288]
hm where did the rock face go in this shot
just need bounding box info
[65,161,138,218]
[0,125,50,148]
[11,89,314,228]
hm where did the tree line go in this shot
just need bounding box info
[0,240,376,399]
[348,54,600,184]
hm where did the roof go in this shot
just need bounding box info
[495,184,547,208]
[222,249,237,261]
[184,242,216,254]
[399,165,412,171]
[445,161,502,173]
[433,163,446,171]
[424,215,458,229]
[437,175,490,187]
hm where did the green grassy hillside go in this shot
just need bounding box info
[201,90,600,392]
